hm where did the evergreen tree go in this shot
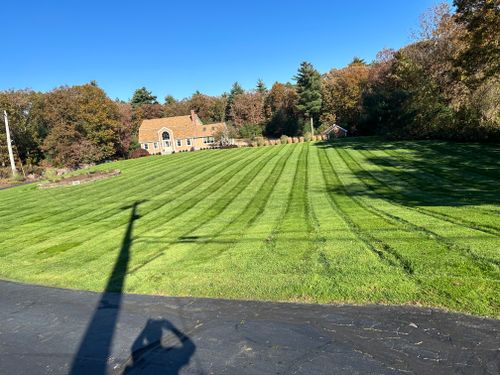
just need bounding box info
[294,62,322,133]
[349,57,367,66]
[130,87,158,107]
[256,79,268,95]
[228,82,244,98]
[225,82,244,121]
[164,95,176,105]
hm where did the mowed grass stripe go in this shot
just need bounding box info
[329,144,499,315]
[0,151,211,236]
[161,144,303,299]
[3,146,273,270]
[344,145,500,236]
[308,144,418,302]
[118,144,288,280]
[318,145,414,274]
[61,144,284,290]
[0,148,251,241]
[0,149,199,209]
[126,145,296,295]
[0,140,498,316]
[0,148,236,228]
[0,148,253,250]
[360,146,499,217]
[375,146,500,218]
[22,146,277,283]
[340,146,500,266]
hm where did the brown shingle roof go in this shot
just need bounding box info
[138,114,226,142]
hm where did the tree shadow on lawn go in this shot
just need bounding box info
[69,200,195,375]
[314,139,500,207]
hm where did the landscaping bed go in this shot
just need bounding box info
[39,169,120,188]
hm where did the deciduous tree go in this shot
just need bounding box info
[264,83,299,137]
[42,83,120,167]
[230,92,265,130]
[321,58,370,133]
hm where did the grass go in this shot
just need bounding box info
[0,138,498,316]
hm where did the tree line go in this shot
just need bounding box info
[1,0,498,168]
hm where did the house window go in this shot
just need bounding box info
[176,139,182,147]
[203,137,215,144]
[153,142,158,149]
[187,138,192,146]
[162,131,171,148]
[143,143,149,150]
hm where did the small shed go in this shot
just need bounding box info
[323,124,348,140]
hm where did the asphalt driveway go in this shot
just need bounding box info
[0,280,498,375]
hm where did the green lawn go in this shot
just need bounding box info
[0,138,499,316]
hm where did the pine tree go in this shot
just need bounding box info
[256,79,268,95]
[349,57,366,66]
[225,82,244,121]
[130,87,158,107]
[164,95,176,105]
[229,82,244,98]
[294,62,322,134]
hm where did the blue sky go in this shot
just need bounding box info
[2,1,450,101]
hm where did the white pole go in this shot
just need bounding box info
[3,111,17,176]
[310,117,314,137]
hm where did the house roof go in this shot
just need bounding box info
[323,124,348,135]
[138,114,226,142]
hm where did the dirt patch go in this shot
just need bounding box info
[39,169,120,189]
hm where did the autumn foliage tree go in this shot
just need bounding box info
[2,2,498,170]
[362,3,499,140]
[0,90,47,165]
[42,83,120,167]
[230,92,265,129]
[321,58,370,133]
[264,83,299,137]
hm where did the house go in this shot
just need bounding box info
[138,111,230,154]
[323,124,348,139]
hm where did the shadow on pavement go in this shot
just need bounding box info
[69,200,195,375]
[123,319,195,375]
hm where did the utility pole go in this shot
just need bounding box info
[3,110,17,176]
[310,117,314,137]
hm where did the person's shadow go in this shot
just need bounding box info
[69,201,196,375]
[123,319,195,375]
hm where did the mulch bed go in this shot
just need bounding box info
[39,169,120,189]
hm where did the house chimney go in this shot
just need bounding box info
[190,110,196,124]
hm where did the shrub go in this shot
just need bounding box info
[239,124,263,140]
[0,167,12,179]
[280,135,289,144]
[130,148,150,159]
[304,132,312,142]
[255,137,266,147]
[43,168,58,181]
